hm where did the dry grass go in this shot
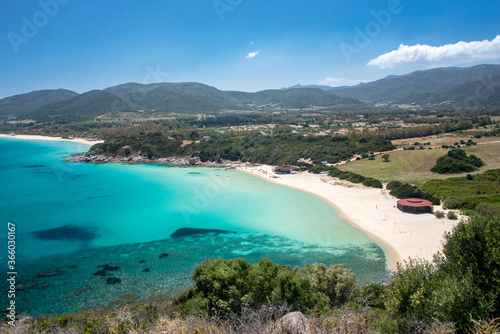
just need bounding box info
[469,318,500,334]
[391,131,498,147]
[0,304,461,334]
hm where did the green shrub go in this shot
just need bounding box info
[309,165,383,189]
[295,263,359,307]
[173,258,359,316]
[437,213,500,329]
[383,258,487,332]
[389,183,440,205]
[431,149,485,174]
[384,259,435,318]
[446,211,458,220]
[361,284,386,309]
[363,178,383,189]
[435,211,445,219]
[443,197,461,210]
[386,180,402,190]
[476,203,500,215]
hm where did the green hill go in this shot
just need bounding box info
[400,74,500,107]
[0,89,78,116]
[226,88,366,108]
[105,82,243,112]
[330,64,500,104]
[28,90,131,121]
[15,83,364,121]
[8,64,500,121]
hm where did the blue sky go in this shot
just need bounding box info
[1,0,500,98]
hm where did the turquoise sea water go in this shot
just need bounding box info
[0,138,388,315]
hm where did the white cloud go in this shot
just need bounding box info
[368,35,500,69]
[318,77,362,87]
[245,50,260,58]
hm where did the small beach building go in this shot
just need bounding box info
[397,198,434,214]
[274,165,300,174]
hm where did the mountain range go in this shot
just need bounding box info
[1,64,499,121]
[327,64,500,105]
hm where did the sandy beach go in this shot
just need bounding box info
[0,132,459,271]
[239,165,461,271]
[0,133,103,146]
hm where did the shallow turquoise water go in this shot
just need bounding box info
[0,138,388,314]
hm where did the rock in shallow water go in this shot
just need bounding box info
[170,227,235,238]
[98,264,120,271]
[106,277,122,285]
[35,270,59,278]
[32,225,98,242]
[93,270,108,277]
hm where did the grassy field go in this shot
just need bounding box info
[422,169,500,210]
[340,138,499,185]
[391,130,498,148]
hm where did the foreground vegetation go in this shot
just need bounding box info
[3,213,499,333]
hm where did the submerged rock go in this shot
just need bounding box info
[93,264,120,277]
[106,277,122,285]
[98,264,120,271]
[35,270,59,278]
[170,227,235,238]
[139,260,145,264]
[32,225,98,242]
[159,253,169,259]
[92,270,108,277]
[143,268,150,273]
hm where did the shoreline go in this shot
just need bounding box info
[0,133,104,146]
[2,135,459,271]
[237,165,460,271]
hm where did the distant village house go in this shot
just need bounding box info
[274,165,301,174]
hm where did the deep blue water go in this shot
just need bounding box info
[0,138,388,315]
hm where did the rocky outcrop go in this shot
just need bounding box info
[65,152,246,168]
[273,312,311,334]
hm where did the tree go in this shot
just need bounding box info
[438,214,500,319]
[382,153,390,162]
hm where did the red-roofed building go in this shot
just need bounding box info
[397,198,434,214]
[274,165,300,174]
